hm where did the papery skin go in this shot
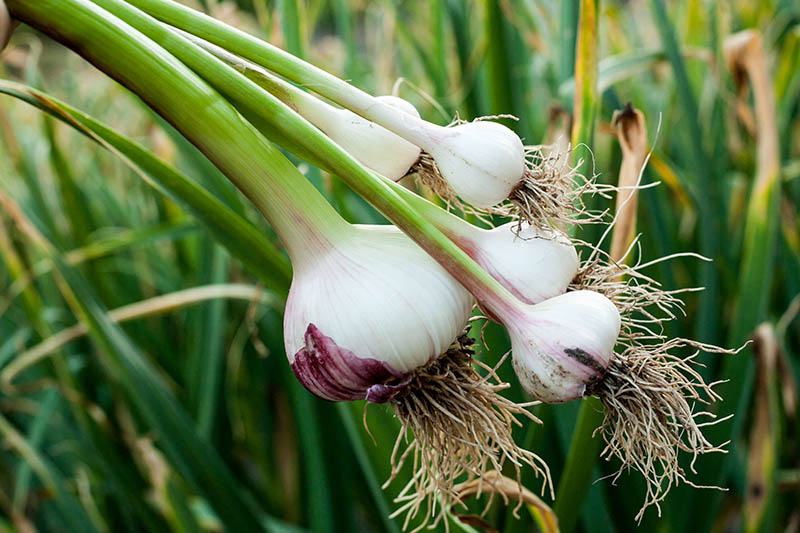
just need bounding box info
[508,290,621,403]
[284,225,474,401]
[426,121,525,207]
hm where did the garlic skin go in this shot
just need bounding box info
[426,121,525,207]
[460,223,579,305]
[315,95,421,181]
[285,224,473,401]
[508,290,620,403]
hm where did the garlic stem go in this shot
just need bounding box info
[171,35,575,304]
[101,0,526,319]
[7,0,352,268]
[190,37,420,181]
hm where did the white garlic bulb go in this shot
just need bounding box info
[425,121,525,207]
[508,290,620,403]
[462,222,578,305]
[285,224,473,402]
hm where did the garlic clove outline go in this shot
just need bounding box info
[508,290,621,403]
[284,224,474,401]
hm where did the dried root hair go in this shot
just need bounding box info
[383,329,552,531]
[504,144,613,232]
[572,238,742,521]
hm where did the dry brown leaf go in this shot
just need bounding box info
[610,103,647,263]
[724,31,780,199]
[453,470,559,533]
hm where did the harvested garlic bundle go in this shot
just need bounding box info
[68,4,727,521]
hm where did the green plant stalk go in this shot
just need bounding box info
[483,0,515,130]
[8,0,354,266]
[121,0,510,179]
[43,116,95,246]
[0,81,292,294]
[554,1,604,531]
[90,0,527,317]
[559,0,579,85]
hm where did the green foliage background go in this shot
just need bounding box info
[0,0,798,531]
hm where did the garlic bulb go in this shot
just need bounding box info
[285,224,473,402]
[456,222,578,305]
[425,121,525,207]
[306,95,422,181]
[507,290,620,403]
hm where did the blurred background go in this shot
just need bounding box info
[0,0,798,531]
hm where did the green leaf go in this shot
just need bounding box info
[50,256,269,531]
[0,81,291,295]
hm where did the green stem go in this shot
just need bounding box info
[8,0,351,269]
[187,36,350,144]
[93,0,525,319]
[181,40,486,245]
[122,0,462,159]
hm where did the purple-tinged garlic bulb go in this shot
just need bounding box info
[284,224,473,402]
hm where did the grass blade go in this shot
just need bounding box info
[0,82,292,294]
[49,257,268,531]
